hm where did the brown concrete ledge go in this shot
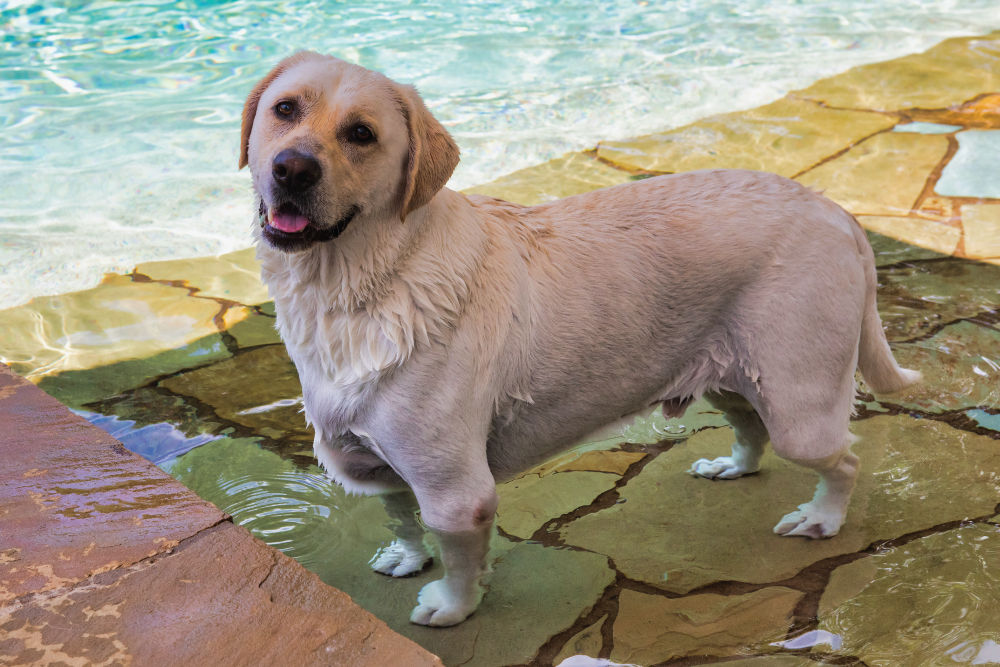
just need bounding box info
[0,364,442,666]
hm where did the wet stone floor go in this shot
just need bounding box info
[2,31,1000,666]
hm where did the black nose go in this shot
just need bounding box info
[272,149,321,193]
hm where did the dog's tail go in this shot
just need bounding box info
[853,222,922,394]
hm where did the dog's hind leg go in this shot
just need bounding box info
[371,491,433,577]
[689,390,769,479]
[758,354,861,539]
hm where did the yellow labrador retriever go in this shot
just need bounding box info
[239,51,919,626]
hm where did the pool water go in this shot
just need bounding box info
[4,0,1000,307]
[3,3,1000,665]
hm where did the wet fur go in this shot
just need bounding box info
[240,52,920,626]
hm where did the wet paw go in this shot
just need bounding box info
[688,455,756,479]
[410,579,482,627]
[773,503,843,538]
[370,540,432,577]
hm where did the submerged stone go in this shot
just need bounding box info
[135,247,270,305]
[609,587,801,665]
[596,97,893,177]
[817,524,1000,665]
[560,416,1000,594]
[796,131,949,218]
[553,616,607,666]
[795,31,1000,111]
[890,321,1000,413]
[497,470,619,539]
[464,151,633,205]
[875,257,1000,342]
[159,344,309,443]
[0,275,227,404]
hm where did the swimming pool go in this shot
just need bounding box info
[3,0,1000,308]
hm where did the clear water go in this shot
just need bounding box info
[3,0,1000,307]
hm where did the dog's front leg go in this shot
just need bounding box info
[407,469,498,627]
[371,491,433,577]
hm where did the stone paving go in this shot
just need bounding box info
[2,30,1000,666]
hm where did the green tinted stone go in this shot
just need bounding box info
[560,416,1000,593]
[818,524,1000,665]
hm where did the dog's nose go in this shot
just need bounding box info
[272,149,321,193]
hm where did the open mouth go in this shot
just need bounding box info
[260,201,359,251]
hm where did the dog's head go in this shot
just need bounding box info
[239,52,460,252]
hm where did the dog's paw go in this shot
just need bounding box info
[410,579,483,627]
[370,540,432,577]
[688,455,756,480]
[773,503,844,539]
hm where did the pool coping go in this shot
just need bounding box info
[0,363,443,666]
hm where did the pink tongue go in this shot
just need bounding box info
[270,211,310,233]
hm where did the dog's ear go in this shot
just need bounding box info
[239,51,316,169]
[396,84,460,221]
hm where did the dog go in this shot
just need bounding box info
[238,51,920,627]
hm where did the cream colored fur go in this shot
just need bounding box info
[240,52,920,626]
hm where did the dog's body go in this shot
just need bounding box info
[240,52,920,626]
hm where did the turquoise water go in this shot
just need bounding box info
[2,0,1000,308]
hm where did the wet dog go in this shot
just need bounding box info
[239,51,920,626]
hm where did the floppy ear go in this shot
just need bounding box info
[239,51,317,169]
[396,84,460,221]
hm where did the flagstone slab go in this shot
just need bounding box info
[224,305,282,348]
[135,247,270,306]
[796,131,949,217]
[816,524,1000,665]
[553,616,607,666]
[0,365,225,603]
[497,470,618,539]
[0,275,226,387]
[559,416,1000,594]
[795,31,1000,111]
[609,587,801,665]
[935,130,1000,199]
[597,97,894,177]
[909,93,1000,130]
[463,151,633,205]
[0,522,441,667]
[857,216,960,256]
[874,256,1000,342]
[159,344,309,442]
[889,321,1000,413]
[961,203,1000,260]
[866,230,948,266]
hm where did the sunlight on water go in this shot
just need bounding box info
[3,0,1000,306]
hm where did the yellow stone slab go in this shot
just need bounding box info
[796,31,1000,111]
[135,247,269,306]
[463,151,633,205]
[610,587,801,665]
[796,131,949,217]
[0,275,223,380]
[597,96,894,177]
[961,203,1000,259]
[856,216,961,256]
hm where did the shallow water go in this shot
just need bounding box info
[4,0,1000,306]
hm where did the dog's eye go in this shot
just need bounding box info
[274,100,295,118]
[348,124,376,144]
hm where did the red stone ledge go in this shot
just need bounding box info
[0,364,441,666]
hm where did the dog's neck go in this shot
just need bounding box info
[257,189,490,387]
